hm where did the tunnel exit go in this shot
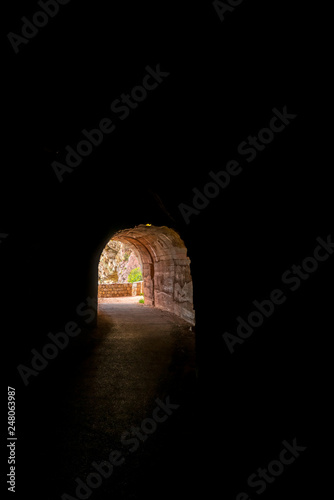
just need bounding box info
[97,224,195,325]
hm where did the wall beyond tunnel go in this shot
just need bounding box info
[110,225,195,325]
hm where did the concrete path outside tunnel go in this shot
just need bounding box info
[22,297,198,500]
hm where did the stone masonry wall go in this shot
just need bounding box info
[98,281,143,298]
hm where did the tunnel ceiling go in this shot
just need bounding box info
[112,225,188,262]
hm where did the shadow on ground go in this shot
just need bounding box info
[19,300,199,500]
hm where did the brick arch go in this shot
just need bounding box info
[100,224,195,325]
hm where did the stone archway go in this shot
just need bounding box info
[100,224,195,325]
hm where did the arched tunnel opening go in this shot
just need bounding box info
[97,224,196,325]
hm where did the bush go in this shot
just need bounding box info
[127,267,143,283]
[139,298,144,304]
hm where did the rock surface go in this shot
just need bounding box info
[98,241,141,284]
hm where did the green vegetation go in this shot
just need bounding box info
[127,267,143,283]
[139,298,144,304]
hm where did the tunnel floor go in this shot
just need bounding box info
[21,299,199,500]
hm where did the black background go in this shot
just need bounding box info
[2,1,332,499]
